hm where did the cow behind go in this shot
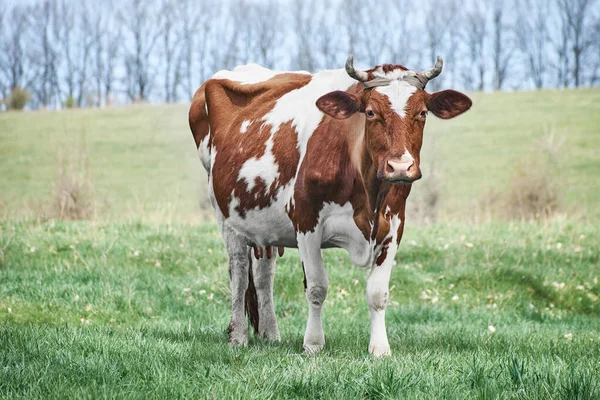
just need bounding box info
[189,56,471,356]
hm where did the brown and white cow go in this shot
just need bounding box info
[189,55,471,356]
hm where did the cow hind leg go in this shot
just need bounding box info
[220,222,251,346]
[250,252,280,342]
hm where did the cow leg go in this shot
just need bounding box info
[366,240,399,357]
[251,253,280,341]
[298,233,328,354]
[218,217,250,346]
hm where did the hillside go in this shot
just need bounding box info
[1,88,599,221]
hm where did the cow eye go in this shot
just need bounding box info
[419,110,428,120]
[366,110,375,118]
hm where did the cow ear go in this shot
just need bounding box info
[427,90,472,119]
[316,91,361,119]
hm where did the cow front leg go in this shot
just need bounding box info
[367,240,399,357]
[298,233,328,354]
[251,253,280,342]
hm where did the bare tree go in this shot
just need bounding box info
[0,5,31,91]
[292,0,320,71]
[552,0,572,87]
[315,1,342,70]
[160,0,180,103]
[462,1,487,91]
[30,0,61,108]
[251,0,283,69]
[590,17,600,85]
[173,0,200,99]
[491,0,514,90]
[424,0,459,91]
[75,3,94,107]
[556,0,597,87]
[388,0,417,67]
[514,0,549,89]
[120,0,162,102]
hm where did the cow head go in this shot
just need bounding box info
[316,55,472,184]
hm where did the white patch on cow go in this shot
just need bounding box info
[367,213,401,357]
[372,67,412,81]
[402,148,414,161]
[238,133,278,192]
[261,69,358,168]
[213,64,277,85]
[318,202,373,267]
[226,182,297,247]
[240,120,251,133]
[375,80,417,118]
[198,134,211,172]
[213,64,311,85]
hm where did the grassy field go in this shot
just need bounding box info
[1,89,599,398]
[0,88,599,221]
[1,220,599,398]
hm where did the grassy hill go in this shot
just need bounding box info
[0,88,599,222]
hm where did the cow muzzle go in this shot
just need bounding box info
[379,154,422,184]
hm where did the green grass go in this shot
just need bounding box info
[1,88,599,221]
[1,220,599,398]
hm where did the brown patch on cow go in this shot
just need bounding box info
[189,82,210,148]
[376,237,392,265]
[205,73,310,218]
[427,90,472,119]
[316,91,361,119]
[365,64,409,79]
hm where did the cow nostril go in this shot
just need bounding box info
[385,161,395,174]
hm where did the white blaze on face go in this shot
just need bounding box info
[375,80,417,118]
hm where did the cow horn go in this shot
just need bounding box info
[417,56,443,86]
[345,54,370,82]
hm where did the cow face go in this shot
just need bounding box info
[316,56,471,184]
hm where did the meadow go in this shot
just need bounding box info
[1,88,599,398]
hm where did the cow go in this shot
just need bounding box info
[189,55,471,356]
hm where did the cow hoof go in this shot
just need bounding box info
[228,323,248,346]
[228,335,248,346]
[259,320,281,342]
[260,330,281,343]
[303,343,324,354]
[369,344,392,357]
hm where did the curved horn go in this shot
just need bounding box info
[345,54,370,82]
[418,56,443,82]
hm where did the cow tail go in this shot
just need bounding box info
[245,250,259,335]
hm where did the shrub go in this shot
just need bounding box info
[54,143,96,220]
[64,95,76,109]
[481,130,564,221]
[6,86,30,110]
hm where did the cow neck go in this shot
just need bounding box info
[343,83,394,241]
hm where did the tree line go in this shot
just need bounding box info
[1,0,599,110]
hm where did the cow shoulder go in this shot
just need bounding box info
[292,117,360,232]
